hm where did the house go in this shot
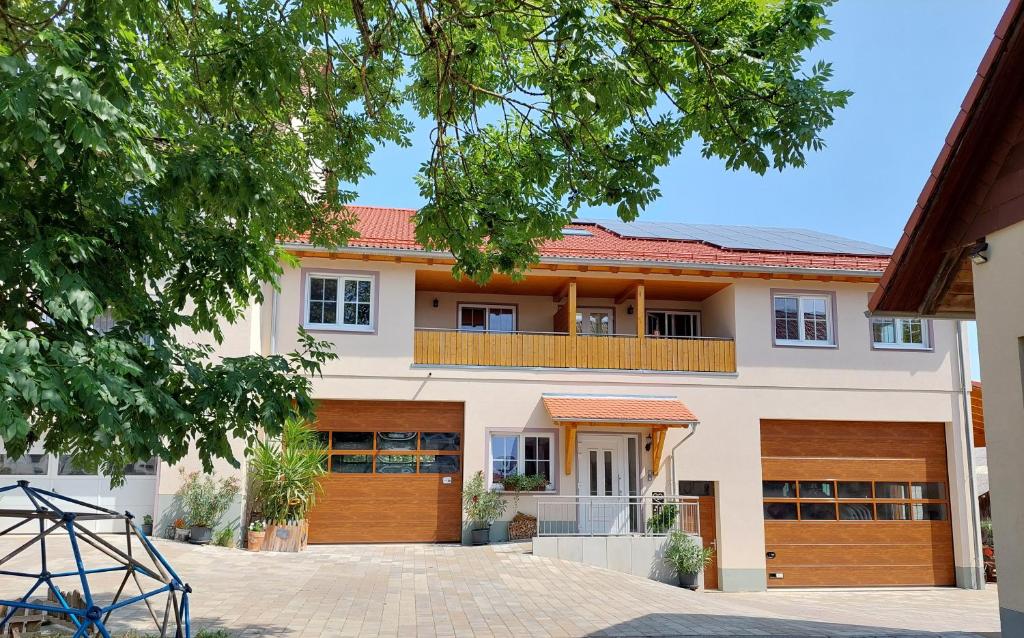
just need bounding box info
[868,0,1024,629]
[0,206,983,592]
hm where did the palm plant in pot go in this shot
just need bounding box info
[664,530,714,590]
[247,415,327,552]
[463,471,506,545]
[177,469,241,545]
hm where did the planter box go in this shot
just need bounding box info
[263,521,309,552]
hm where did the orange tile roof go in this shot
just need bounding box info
[542,394,698,425]
[287,205,890,273]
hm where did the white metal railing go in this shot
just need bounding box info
[535,495,700,537]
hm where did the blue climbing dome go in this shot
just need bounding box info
[0,480,191,637]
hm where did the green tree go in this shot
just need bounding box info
[0,0,848,476]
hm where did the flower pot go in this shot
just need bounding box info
[189,525,213,545]
[470,524,491,546]
[247,530,265,552]
[174,528,189,542]
[678,571,700,590]
[141,523,153,536]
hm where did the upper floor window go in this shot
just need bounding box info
[647,310,700,337]
[773,293,835,347]
[305,273,374,331]
[871,318,930,350]
[459,304,515,332]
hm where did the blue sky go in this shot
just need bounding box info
[351,1,1006,379]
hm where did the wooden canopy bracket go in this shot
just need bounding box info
[650,426,668,478]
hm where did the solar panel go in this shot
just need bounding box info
[573,219,891,256]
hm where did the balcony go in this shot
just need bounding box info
[413,330,736,373]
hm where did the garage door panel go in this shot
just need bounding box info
[766,542,954,566]
[765,521,952,545]
[771,566,955,587]
[761,420,953,588]
[309,400,464,544]
[762,458,949,482]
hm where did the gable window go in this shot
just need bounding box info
[459,304,516,332]
[489,433,554,489]
[871,318,930,350]
[647,310,700,337]
[773,293,834,346]
[305,273,374,331]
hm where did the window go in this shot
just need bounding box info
[871,318,930,349]
[0,454,48,476]
[322,429,461,475]
[305,273,374,331]
[773,293,834,346]
[489,433,554,489]
[459,304,515,332]
[646,311,700,337]
[762,480,949,522]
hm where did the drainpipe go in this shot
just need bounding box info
[668,424,699,496]
[270,281,280,355]
[956,320,985,589]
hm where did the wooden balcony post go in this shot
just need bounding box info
[567,279,577,338]
[635,282,645,339]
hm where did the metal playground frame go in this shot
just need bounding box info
[0,480,191,637]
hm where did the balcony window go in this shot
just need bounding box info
[871,318,930,350]
[305,273,374,332]
[458,304,515,332]
[773,293,834,347]
[646,311,700,337]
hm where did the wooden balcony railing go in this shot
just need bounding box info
[413,329,736,373]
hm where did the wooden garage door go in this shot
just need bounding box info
[308,400,464,543]
[761,420,954,587]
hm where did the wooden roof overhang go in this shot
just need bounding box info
[541,394,698,478]
[870,0,1024,319]
[282,245,885,285]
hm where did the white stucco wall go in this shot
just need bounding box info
[970,219,1024,628]
[162,255,977,590]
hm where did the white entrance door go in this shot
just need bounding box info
[578,435,629,534]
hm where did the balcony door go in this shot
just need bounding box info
[577,434,629,534]
[576,308,614,335]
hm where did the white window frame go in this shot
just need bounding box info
[772,293,836,347]
[871,318,931,350]
[488,432,556,491]
[458,303,517,332]
[304,272,375,332]
[645,310,701,337]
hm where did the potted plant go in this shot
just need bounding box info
[500,473,548,540]
[247,520,266,552]
[141,514,153,536]
[173,518,189,542]
[664,530,714,589]
[463,471,506,545]
[247,415,327,552]
[646,503,679,534]
[177,469,241,545]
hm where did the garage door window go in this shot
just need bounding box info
[323,430,461,475]
[763,480,949,522]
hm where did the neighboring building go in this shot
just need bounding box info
[0,205,984,593]
[869,0,1024,629]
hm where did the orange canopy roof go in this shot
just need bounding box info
[542,394,698,426]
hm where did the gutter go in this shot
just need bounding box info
[276,242,886,279]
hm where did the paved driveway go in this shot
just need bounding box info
[0,538,1000,637]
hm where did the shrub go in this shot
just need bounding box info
[248,416,328,524]
[213,527,235,547]
[646,503,678,534]
[981,519,995,547]
[177,470,240,528]
[463,471,506,525]
[664,530,714,575]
